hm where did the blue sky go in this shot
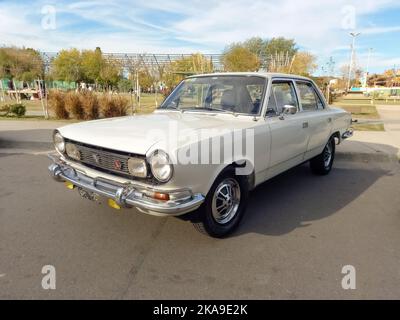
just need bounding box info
[1,0,400,75]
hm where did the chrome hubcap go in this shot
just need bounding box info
[211,178,241,225]
[323,141,333,168]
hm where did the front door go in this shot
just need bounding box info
[266,79,310,178]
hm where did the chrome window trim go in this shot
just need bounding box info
[264,77,301,117]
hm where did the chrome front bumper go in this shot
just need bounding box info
[48,156,204,216]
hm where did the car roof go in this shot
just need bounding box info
[186,72,312,81]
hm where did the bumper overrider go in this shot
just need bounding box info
[342,128,354,140]
[48,154,204,216]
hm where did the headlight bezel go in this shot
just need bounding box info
[53,130,65,154]
[148,150,173,183]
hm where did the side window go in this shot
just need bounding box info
[267,81,299,115]
[266,92,277,115]
[296,82,324,111]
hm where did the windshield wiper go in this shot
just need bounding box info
[183,106,235,115]
[159,105,183,112]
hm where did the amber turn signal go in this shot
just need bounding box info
[153,192,170,201]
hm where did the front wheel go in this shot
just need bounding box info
[310,137,335,175]
[192,168,249,238]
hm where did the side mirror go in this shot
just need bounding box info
[282,105,297,115]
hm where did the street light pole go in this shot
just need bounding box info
[347,32,361,92]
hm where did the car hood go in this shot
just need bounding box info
[58,111,249,155]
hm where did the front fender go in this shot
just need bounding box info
[147,134,256,196]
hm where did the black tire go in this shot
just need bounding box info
[192,167,249,238]
[310,137,335,175]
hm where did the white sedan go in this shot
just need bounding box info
[49,72,353,238]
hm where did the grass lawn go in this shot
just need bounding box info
[330,97,385,131]
[0,115,45,120]
[122,93,163,114]
[332,100,380,119]
[352,123,385,131]
[0,93,389,133]
[336,93,400,105]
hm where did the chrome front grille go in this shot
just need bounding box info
[77,144,130,175]
[65,140,140,177]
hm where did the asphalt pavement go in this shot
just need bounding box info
[0,150,399,299]
[1,114,400,299]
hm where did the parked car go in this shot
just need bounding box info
[48,73,353,238]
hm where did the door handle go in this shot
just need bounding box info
[302,122,309,128]
[327,117,332,123]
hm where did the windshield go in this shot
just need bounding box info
[160,75,267,115]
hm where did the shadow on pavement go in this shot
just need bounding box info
[236,162,391,237]
[0,129,53,150]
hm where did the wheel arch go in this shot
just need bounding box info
[330,131,341,145]
[204,159,256,197]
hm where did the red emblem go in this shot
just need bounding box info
[113,159,122,170]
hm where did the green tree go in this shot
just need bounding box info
[138,70,155,91]
[99,58,121,88]
[163,53,213,89]
[52,47,122,87]
[117,79,132,92]
[289,52,318,76]
[52,48,83,82]
[224,37,298,71]
[221,45,260,72]
[81,47,103,83]
[0,49,11,78]
[264,37,298,58]
[0,47,44,81]
[242,37,267,56]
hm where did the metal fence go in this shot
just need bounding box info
[40,51,291,76]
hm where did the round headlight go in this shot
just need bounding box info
[149,150,173,183]
[53,131,65,154]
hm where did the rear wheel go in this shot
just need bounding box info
[310,137,335,175]
[193,168,249,238]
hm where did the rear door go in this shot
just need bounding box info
[266,79,311,177]
[295,81,332,159]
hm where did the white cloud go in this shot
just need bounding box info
[168,0,400,51]
[0,0,400,72]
